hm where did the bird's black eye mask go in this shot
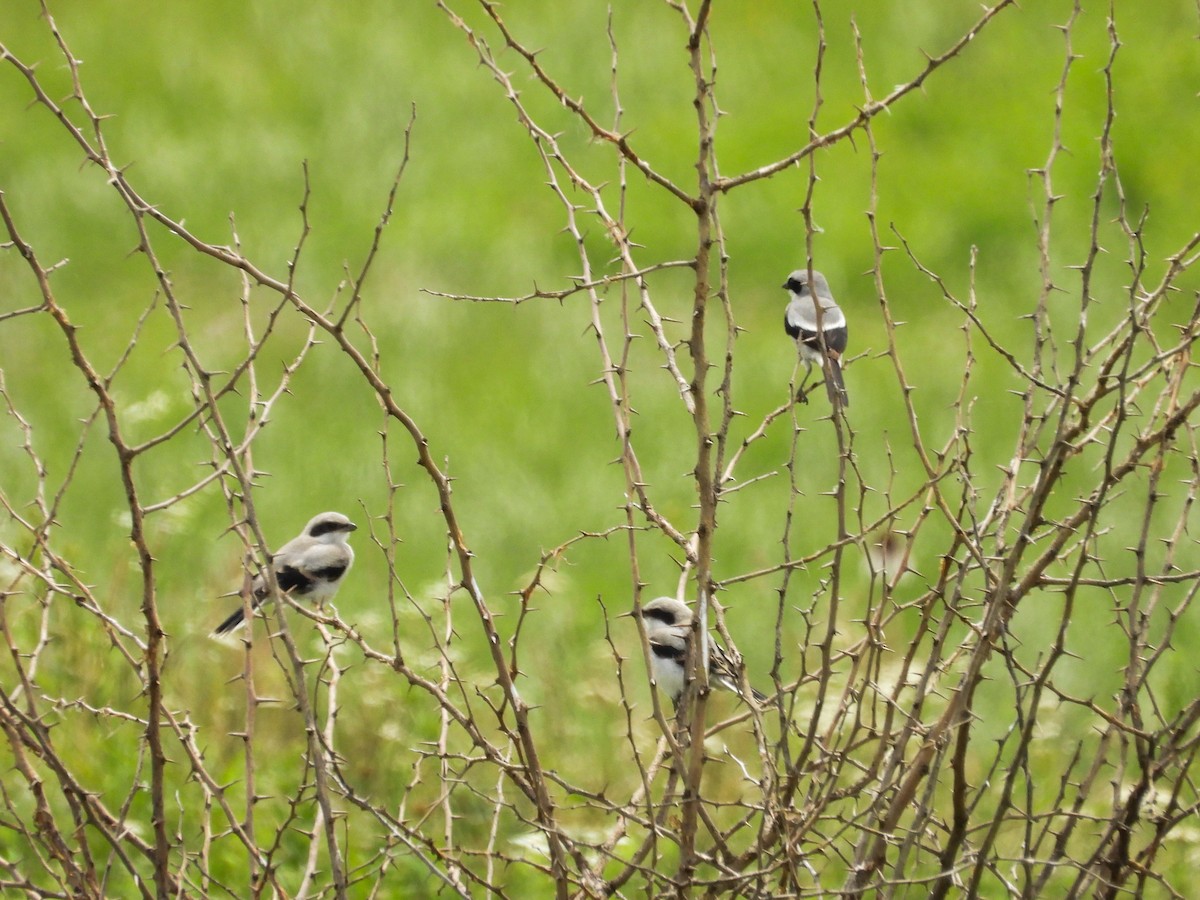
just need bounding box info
[309,520,353,538]
[785,277,807,293]
[640,607,680,626]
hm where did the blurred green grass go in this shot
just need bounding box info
[1,0,1199,893]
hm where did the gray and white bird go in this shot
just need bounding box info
[634,596,766,706]
[783,268,849,407]
[213,511,357,636]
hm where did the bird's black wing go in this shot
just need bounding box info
[650,638,687,666]
[307,562,348,583]
[784,309,802,341]
[710,640,768,704]
[275,564,317,596]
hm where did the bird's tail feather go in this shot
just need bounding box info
[824,358,849,407]
[212,607,247,636]
[718,674,769,705]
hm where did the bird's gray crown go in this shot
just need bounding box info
[783,268,830,296]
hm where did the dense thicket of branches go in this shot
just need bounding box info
[1,1,1198,897]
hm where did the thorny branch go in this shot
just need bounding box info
[0,1,1198,897]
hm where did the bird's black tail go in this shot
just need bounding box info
[212,607,247,636]
[825,358,850,408]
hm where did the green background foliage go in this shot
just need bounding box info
[1,0,1198,894]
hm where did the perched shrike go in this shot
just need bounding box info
[783,268,850,407]
[634,596,766,707]
[213,511,357,636]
